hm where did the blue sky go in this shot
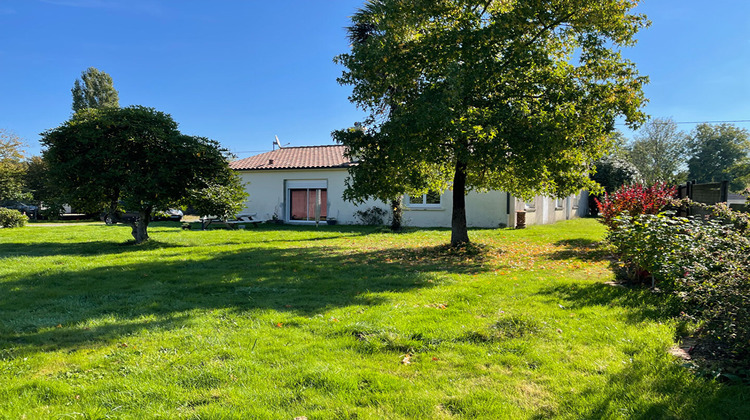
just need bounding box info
[1,0,749,158]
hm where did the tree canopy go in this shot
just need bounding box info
[334,0,649,246]
[23,155,66,218]
[590,131,640,193]
[687,123,750,192]
[184,176,248,221]
[591,154,641,194]
[628,117,687,185]
[0,129,27,202]
[71,67,120,112]
[41,106,245,243]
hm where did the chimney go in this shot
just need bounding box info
[269,159,274,165]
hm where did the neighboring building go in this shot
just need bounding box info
[229,145,588,227]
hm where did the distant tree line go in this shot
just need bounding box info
[592,117,750,194]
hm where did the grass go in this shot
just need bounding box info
[1,219,748,419]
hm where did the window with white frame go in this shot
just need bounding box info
[555,197,564,209]
[571,193,579,209]
[406,190,441,208]
[524,199,536,211]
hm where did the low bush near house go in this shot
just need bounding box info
[354,206,387,225]
[0,207,28,228]
[596,182,676,229]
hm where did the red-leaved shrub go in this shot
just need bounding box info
[595,182,676,228]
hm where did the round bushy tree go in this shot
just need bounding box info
[42,106,244,243]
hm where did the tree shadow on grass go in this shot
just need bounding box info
[0,239,183,258]
[537,282,681,324]
[562,353,750,420]
[0,243,493,357]
[169,223,393,243]
[545,238,610,263]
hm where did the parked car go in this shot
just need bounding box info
[0,201,39,218]
[152,209,184,222]
[101,208,183,224]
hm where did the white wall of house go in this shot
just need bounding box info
[402,190,508,228]
[236,168,387,225]
[518,193,589,226]
[236,168,585,228]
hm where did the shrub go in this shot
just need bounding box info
[683,257,750,363]
[0,207,28,228]
[596,182,676,228]
[607,212,690,285]
[606,205,750,365]
[675,222,750,362]
[354,206,387,225]
[688,200,749,235]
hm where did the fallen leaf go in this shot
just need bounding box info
[276,323,283,328]
[401,354,412,365]
[56,324,62,328]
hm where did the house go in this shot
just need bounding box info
[229,145,588,227]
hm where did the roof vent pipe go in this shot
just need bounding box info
[269,159,274,165]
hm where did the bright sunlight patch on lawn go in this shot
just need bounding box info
[0,219,747,418]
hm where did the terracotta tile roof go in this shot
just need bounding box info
[229,145,353,171]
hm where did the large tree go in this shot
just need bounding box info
[0,129,27,202]
[687,123,750,192]
[628,117,687,185]
[334,0,648,246]
[71,67,120,112]
[41,106,244,243]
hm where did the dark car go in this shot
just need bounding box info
[0,201,39,218]
[102,208,183,224]
[152,209,184,222]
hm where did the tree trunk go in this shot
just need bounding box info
[104,189,120,225]
[105,200,119,225]
[450,161,470,247]
[390,197,403,231]
[130,207,152,244]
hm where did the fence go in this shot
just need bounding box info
[675,180,749,215]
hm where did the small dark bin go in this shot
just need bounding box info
[516,211,526,229]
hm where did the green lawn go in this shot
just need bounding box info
[1,219,747,419]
